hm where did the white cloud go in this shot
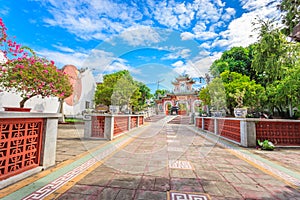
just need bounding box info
[105,60,140,75]
[240,0,274,11]
[42,0,143,40]
[211,38,231,48]
[119,26,162,46]
[172,60,184,68]
[181,32,195,40]
[194,0,223,23]
[36,49,88,69]
[213,0,280,48]
[198,50,211,57]
[196,31,219,40]
[52,45,75,53]
[163,48,191,60]
[199,42,211,49]
[0,6,9,16]
[170,53,220,78]
[222,7,236,21]
[209,21,225,32]
[152,1,195,29]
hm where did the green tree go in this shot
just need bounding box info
[266,62,300,117]
[94,70,151,112]
[199,87,211,106]
[210,45,257,80]
[251,19,298,87]
[279,0,300,36]
[154,89,168,99]
[220,71,266,114]
[111,72,139,111]
[136,82,152,111]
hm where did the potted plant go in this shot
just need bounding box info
[230,89,248,118]
[0,18,72,111]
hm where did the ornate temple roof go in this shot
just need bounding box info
[172,74,195,85]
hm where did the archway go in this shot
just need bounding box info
[163,101,173,115]
[177,100,189,115]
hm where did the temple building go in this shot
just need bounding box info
[156,74,201,115]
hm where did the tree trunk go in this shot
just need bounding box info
[19,94,37,108]
[19,97,29,108]
[288,101,293,118]
[58,98,65,123]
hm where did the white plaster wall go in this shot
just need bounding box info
[63,69,96,116]
[0,69,96,114]
[0,91,60,113]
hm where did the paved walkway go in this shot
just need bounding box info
[1,115,300,200]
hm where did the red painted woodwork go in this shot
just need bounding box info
[0,118,44,180]
[91,116,105,138]
[256,121,300,146]
[218,119,241,143]
[3,107,31,112]
[203,118,214,133]
[114,116,129,136]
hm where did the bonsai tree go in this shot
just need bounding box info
[0,18,72,108]
[229,89,246,108]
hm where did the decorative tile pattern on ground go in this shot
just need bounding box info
[167,147,184,152]
[188,126,300,188]
[168,191,210,200]
[167,135,177,138]
[167,140,180,143]
[169,160,193,169]
[22,138,129,199]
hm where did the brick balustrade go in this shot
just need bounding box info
[84,114,144,140]
[195,117,300,147]
[0,112,61,189]
[256,120,300,146]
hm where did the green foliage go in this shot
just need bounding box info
[207,77,227,111]
[279,0,300,36]
[220,71,266,111]
[154,89,168,98]
[198,77,227,112]
[0,55,72,107]
[266,61,300,115]
[257,139,275,150]
[0,19,72,108]
[250,19,300,117]
[199,87,211,106]
[94,70,151,112]
[251,19,298,87]
[210,46,256,79]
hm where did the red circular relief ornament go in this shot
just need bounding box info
[62,65,82,106]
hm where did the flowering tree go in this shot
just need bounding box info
[0,18,72,108]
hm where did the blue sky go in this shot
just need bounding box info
[0,0,280,92]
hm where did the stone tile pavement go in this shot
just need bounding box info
[1,115,300,200]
